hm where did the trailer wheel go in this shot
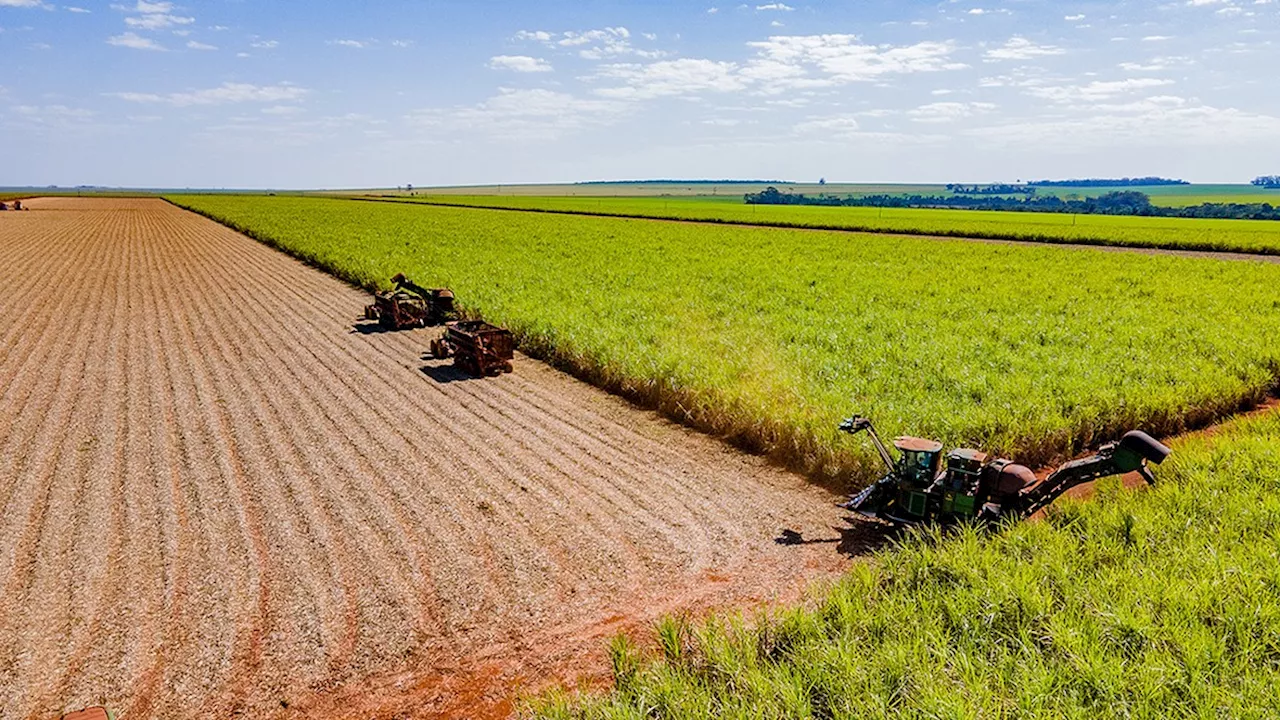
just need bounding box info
[430,339,448,359]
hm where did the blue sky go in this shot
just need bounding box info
[2,0,1278,188]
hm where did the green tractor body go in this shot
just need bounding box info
[839,415,1171,526]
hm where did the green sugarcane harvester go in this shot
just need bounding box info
[838,415,1171,526]
[364,273,456,329]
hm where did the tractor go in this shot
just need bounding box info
[838,415,1170,526]
[364,273,456,330]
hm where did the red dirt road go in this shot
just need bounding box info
[0,198,852,719]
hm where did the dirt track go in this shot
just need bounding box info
[0,198,851,719]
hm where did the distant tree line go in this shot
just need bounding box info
[1252,176,1280,189]
[946,183,1036,196]
[1027,177,1189,187]
[743,187,1280,220]
[575,179,791,185]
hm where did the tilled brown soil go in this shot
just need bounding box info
[0,198,853,719]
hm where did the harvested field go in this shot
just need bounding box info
[0,197,851,719]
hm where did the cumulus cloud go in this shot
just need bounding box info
[185,39,215,50]
[984,36,1066,61]
[515,26,664,60]
[65,5,90,11]
[488,55,553,72]
[1026,77,1175,103]
[125,11,192,29]
[594,58,747,99]
[109,82,309,106]
[249,39,278,48]
[329,39,366,48]
[746,35,966,85]
[107,31,165,50]
[0,0,46,6]
[586,34,968,101]
[908,101,997,122]
[756,3,794,10]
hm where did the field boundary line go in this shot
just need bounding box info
[162,197,1280,491]
[345,196,1280,263]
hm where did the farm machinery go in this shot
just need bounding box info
[431,320,515,376]
[837,415,1171,526]
[364,273,456,329]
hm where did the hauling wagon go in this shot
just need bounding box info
[364,273,456,330]
[430,320,514,376]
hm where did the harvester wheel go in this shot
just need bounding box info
[430,339,448,359]
[502,361,513,374]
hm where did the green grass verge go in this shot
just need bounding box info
[167,194,1280,482]
[368,195,1280,256]
[529,405,1280,719]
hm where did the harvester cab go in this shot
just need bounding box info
[838,414,1170,526]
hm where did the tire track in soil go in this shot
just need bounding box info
[0,206,121,719]
[0,198,852,719]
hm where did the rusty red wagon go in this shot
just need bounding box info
[430,320,514,377]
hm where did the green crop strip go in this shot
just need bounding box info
[168,194,1280,483]
[371,195,1280,256]
[530,404,1280,718]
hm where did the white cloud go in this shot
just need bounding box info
[65,5,90,12]
[707,6,719,13]
[125,12,192,30]
[984,36,1066,61]
[559,26,629,46]
[107,31,165,50]
[908,101,997,122]
[595,58,747,99]
[1027,77,1175,103]
[794,115,861,135]
[968,8,987,15]
[329,39,366,48]
[1142,35,1174,41]
[756,3,794,10]
[488,55,553,72]
[262,105,304,115]
[109,82,309,106]
[185,39,215,50]
[1064,14,1085,20]
[249,39,277,48]
[516,26,664,60]
[514,29,553,42]
[746,35,966,86]
[408,88,628,140]
[0,0,45,6]
[390,39,412,48]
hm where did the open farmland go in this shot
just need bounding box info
[0,198,853,719]
[169,195,1280,482]
[370,195,1280,255]
[535,403,1280,719]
